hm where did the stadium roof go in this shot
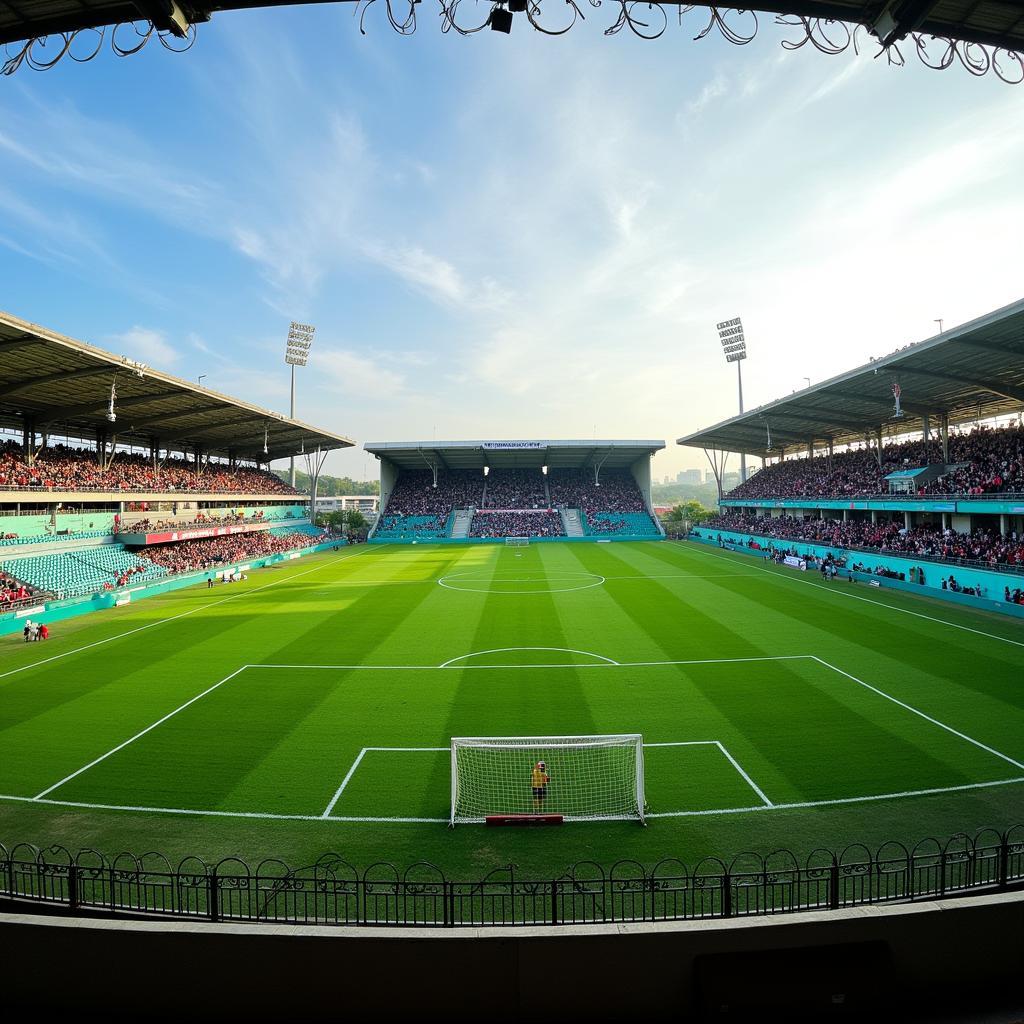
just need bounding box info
[365,440,665,471]
[2,0,1023,53]
[0,309,354,463]
[677,295,1024,458]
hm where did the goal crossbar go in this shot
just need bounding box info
[450,734,644,825]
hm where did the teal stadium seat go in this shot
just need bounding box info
[1,544,168,598]
[584,512,660,537]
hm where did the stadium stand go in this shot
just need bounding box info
[703,512,1024,569]
[143,529,327,575]
[468,510,564,538]
[0,441,300,494]
[548,468,660,535]
[725,423,1024,500]
[2,544,168,597]
[0,569,35,607]
[482,468,547,508]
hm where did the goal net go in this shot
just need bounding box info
[450,734,645,825]
[505,537,529,546]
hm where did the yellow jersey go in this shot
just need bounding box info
[531,767,549,787]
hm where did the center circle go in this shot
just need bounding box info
[437,570,606,595]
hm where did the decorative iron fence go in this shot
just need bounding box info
[2,826,1022,929]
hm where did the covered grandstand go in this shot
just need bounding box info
[677,295,1024,477]
[0,309,351,620]
[365,439,665,542]
[678,296,1024,614]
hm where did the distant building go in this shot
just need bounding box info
[722,472,740,489]
[678,469,702,484]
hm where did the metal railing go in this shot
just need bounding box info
[2,826,1021,929]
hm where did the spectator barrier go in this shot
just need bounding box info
[688,529,1024,620]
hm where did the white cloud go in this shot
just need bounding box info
[107,327,179,366]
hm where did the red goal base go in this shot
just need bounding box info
[485,814,564,827]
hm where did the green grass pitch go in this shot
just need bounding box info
[1,540,1022,876]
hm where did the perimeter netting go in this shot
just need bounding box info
[450,734,645,824]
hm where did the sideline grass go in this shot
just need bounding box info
[1,541,1021,876]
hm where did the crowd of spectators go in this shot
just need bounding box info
[469,511,564,538]
[383,470,483,519]
[118,509,270,533]
[704,512,1024,569]
[548,469,647,514]
[142,528,326,575]
[375,514,447,534]
[726,423,1024,500]
[1,570,34,608]
[587,517,631,534]
[483,469,548,509]
[0,441,299,495]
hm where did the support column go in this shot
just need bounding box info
[875,426,884,469]
[96,430,107,468]
[922,414,931,448]
[904,511,912,531]
[871,510,878,525]
[940,414,949,463]
[1001,513,1009,537]
[22,417,36,466]
[842,509,849,523]
[942,512,950,531]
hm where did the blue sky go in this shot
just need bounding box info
[2,7,1023,482]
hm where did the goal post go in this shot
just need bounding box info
[505,537,529,546]
[450,734,645,825]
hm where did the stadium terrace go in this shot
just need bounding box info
[679,296,1024,618]
[365,439,665,542]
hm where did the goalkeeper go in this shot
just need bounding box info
[531,760,550,811]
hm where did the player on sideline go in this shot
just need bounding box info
[531,760,550,812]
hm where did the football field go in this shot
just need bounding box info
[1,540,1022,875]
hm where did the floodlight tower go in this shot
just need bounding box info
[284,321,316,487]
[717,317,748,483]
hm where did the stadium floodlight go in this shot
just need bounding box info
[285,321,316,487]
[450,734,645,825]
[716,316,748,481]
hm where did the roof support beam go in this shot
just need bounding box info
[126,403,235,430]
[0,366,112,401]
[37,389,184,423]
[895,367,1024,405]
[0,334,42,354]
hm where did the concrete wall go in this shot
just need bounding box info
[1,890,1021,1021]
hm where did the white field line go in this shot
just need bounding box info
[601,573,759,580]
[32,666,252,799]
[248,655,815,671]
[3,775,1021,825]
[0,545,379,683]
[692,543,1024,649]
[439,647,620,668]
[812,656,1024,772]
[714,741,774,806]
[645,776,1024,819]
[320,745,448,818]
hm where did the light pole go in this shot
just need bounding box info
[934,318,944,334]
[716,317,748,482]
[197,375,206,387]
[285,321,316,488]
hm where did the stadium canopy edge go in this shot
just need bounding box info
[0,309,354,464]
[677,295,1024,459]
[364,440,666,470]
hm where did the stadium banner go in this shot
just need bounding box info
[482,441,545,450]
[123,522,274,545]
